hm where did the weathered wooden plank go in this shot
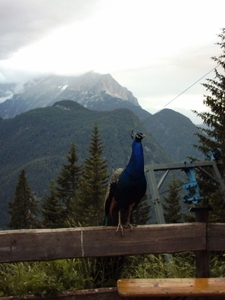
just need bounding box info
[117,278,225,297]
[1,286,225,300]
[0,287,159,300]
[0,228,82,263]
[82,223,205,257]
[0,223,205,263]
[208,223,225,251]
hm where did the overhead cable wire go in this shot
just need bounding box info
[140,63,219,126]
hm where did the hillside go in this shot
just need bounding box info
[144,108,201,161]
[0,100,174,228]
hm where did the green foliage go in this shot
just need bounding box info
[208,189,225,222]
[56,143,82,208]
[133,194,151,225]
[0,260,86,297]
[1,252,225,297]
[41,143,83,228]
[41,181,64,228]
[210,252,225,277]
[8,169,39,229]
[193,28,225,221]
[75,124,109,226]
[121,253,196,279]
[55,143,82,226]
[83,256,125,288]
[162,176,183,223]
[41,126,109,228]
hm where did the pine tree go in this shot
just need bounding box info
[194,28,225,166]
[8,169,39,229]
[162,176,183,223]
[193,28,225,222]
[77,124,109,226]
[55,143,82,226]
[132,194,151,225]
[41,181,64,228]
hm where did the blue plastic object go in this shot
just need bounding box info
[206,148,222,161]
[182,164,204,205]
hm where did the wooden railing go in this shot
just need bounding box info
[1,217,225,299]
[1,222,225,260]
[0,223,208,263]
[1,215,225,263]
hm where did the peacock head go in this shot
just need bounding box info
[131,131,146,141]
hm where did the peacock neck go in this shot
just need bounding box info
[126,140,144,176]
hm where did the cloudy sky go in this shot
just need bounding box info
[0,0,224,123]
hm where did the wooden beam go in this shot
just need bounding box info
[0,227,82,263]
[190,207,212,278]
[0,287,159,300]
[117,278,225,297]
[0,223,205,263]
[208,223,225,251]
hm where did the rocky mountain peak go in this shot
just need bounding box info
[0,71,140,118]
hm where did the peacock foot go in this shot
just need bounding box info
[123,222,137,230]
[116,222,124,235]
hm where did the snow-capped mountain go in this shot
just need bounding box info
[0,71,141,119]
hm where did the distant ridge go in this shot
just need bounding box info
[144,108,201,160]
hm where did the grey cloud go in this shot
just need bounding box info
[0,0,100,59]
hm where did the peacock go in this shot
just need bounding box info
[104,132,147,234]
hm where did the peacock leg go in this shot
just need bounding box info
[124,203,135,229]
[116,210,124,235]
[109,197,117,220]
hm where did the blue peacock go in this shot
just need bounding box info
[104,132,147,234]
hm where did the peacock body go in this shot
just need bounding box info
[104,132,147,233]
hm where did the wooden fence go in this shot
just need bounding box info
[1,213,225,299]
[0,223,208,263]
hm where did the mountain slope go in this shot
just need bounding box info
[144,108,201,161]
[0,100,174,228]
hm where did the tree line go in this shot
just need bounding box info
[8,124,109,229]
[7,123,151,230]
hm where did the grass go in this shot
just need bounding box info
[121,252,196,279]
[0,259,86,297]
[0,252,224,297]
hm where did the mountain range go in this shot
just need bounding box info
[0,71,150,120]
[0,71,201,159]
[0,72,202,228]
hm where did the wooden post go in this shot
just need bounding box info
[190,206,212,278]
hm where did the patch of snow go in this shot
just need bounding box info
[55,105,71,111]
[61,84,68,91]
